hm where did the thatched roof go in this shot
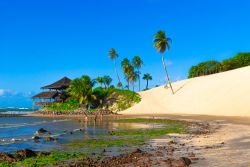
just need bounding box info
[41,77,71,90]
[32,91,58,99]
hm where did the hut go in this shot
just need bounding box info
[32,77,71,106]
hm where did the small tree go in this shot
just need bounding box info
[132,56,143,91]
[103,75,112,89]
[143,73,152,90]
[96,76,104,88]
[67,75,96,110]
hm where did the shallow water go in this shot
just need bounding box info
[0,116,154,153]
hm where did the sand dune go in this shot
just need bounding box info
[120,66,250,116]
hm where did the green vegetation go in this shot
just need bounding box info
[188,52,250,78]
[153,30,174,94]
[0,152,85,167]
[43,100,79,111]
[67,75,96,109]
[107,88,141,111]
[142,73,152,90]
[43,86,140,112]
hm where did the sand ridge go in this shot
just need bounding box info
[120,66,250,116]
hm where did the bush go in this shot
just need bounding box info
[188,52,250,78]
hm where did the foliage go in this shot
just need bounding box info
[142,73,152,89]
[108,48,118,60]
[153,30,172,53]
[132,56,143,91]
[95,76,104,87]
[43,100,79,111]
[0,152,85,167]
[188,52,250,78]
[102,75,112,89]
[106,88,141,111]
[67,75,96,108]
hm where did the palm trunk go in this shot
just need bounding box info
[132,81,135,92]
[162,54,174,94]
[114,60,122,89]
[138,70,141,91]
[146,79,149,89]
[127,79,130,90]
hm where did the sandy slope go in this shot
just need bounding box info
[120,66,250,116]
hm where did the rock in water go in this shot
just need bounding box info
[15,149,37,159]
[45,137,56,142]
[0,152,15,162]
[36,128,48,134]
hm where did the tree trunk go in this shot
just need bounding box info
[127,79,130,90]
[138,70,140,91]
[146,80,149,89]
[114,60,122,89]
[132,81,135,92]
[162,54,174,94]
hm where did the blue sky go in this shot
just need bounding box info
[0,0,250,107]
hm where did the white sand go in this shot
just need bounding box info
[120,66,250,116]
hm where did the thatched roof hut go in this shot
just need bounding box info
[32,77,71,106]
[32,91,58,99]
[41,77,71,90]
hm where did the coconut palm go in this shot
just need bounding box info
[109,48,122,88]
[143,73,152,90]
[128,68,139,92]
[103,75,112,89]
[67,75,96,109]
[121,58,131,90]
[117,82,123,89]
[132,56,143,91]
[153,30,174,94]
[96,76,104,88]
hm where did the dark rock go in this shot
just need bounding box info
[0,152,15,162]
[180,157,192,166]
[36,128,48,134]
[32,136,40,140]
[15,149,37,159]
[134,148,143,153]
[45,137,55,142]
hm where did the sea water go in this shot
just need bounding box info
[0,116,110,153]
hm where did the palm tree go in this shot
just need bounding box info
[109,48,122,89]
[96,76,104,88]
[67,75,96,109]
[129,69,139,92]
[132,56,143,91]
[143,73,152,90]
[121,58,131,90]
[103,75,112,89]
[117,82,123,89]
[153,30,174,94]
